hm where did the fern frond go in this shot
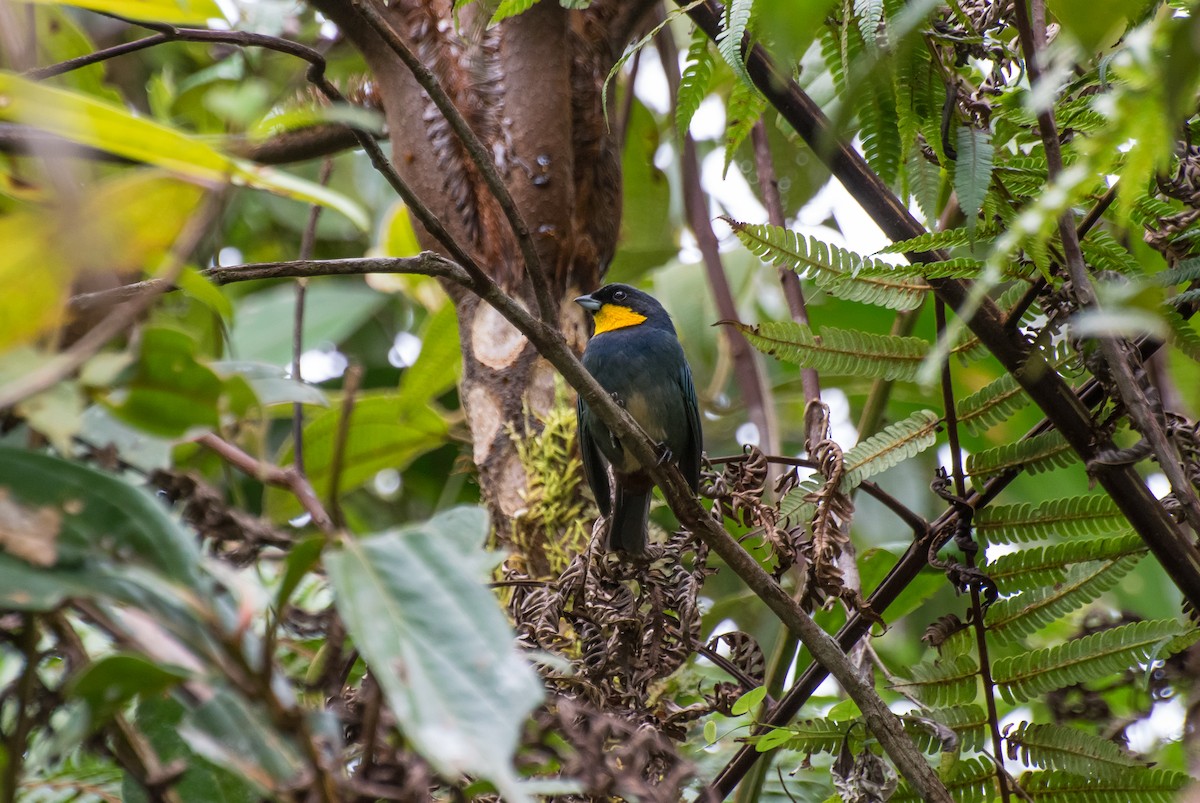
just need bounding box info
[840,409,940,491]
[986,534,1146,595]
[1081,229,1141,275]
[856,257,998,281]
[966,430,1076,480]
[726,220,929,310]
[1003,722,1149,777]
[904,704,988,754]
[861,76,902,185]
[675,29,714,137]
[716,0,753,86]
[1017,767,1188,802]
[957,372,1030,435]
[994,619,1199,704]
[728,321,930,381]
[954,126,994,230]
[854,0,884,50]
[723,78,766,176]
[985,556,1144,646]
[974,495,1129,544]
[893,756,994,803]
[879,226,1000,255]
[891,655,978,708]
[1152,256,1200,287]
[772,717,849,755]
[1164,306,1200,362]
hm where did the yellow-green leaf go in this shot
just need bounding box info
[19,0,224,26]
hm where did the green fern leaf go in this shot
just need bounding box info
[856,257,996,281]
[854,0,884,50]
[955,126,994,232]
[861,77,902,185]
[965,429,1077,480]
[1017,767,1188,802]
[1081,229,1141,275]
[986,533,1146,595]
[676,29,714,137]
[975,495,1129,544]
[957,372,1030,434]
[840,409,940,491]
[891,655,978,708]
[879,226,1000,255]
[1164,306,1200,362]
[717,0,754,86]
[985,555,1144,645]
[770,717,849,755]
[904,704,988,754]
[723,78,767,177]
[728,321,931,381]
[906,144,943,221]
[1003,722,1149,777]
[995,619,1199,704]
[1152,256,1200,288]
[893,756,994,803]
[726,220,929,310]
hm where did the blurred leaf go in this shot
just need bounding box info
[228,281,386,366]
[609,100,676,281]
[70,653,190,727]
[397,302,461,411]
[954,126,993,234]
[326,507,542,800]
[177,266,233,318]
[105,327,223,437]
[78,404,173,472]
[180,689,305,791]
[0,209,71,349]
[0,73,367,228]
[29,7,123,104]
[20,0,224,24]
[213,360,328,407]
[15,379,85,455]
[1048,0,1148,52]
[276,535,325,610]
[266,393,449,520]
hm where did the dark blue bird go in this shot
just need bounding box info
[575,284,703,553]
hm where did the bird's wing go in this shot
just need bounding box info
[577,397,612,516]
[679,360,703,493]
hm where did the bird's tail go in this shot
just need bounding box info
[608,483,651,553]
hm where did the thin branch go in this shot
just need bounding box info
[695,643,775,701]
[193,432,335,534]
[327,362,362,529]
[68,254,471,314]
[293,158,334,479]
[343,0,558,323]
[25,33,168,79]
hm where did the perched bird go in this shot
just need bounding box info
[575,284,702,553]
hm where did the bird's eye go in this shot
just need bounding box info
[613,290,627,301]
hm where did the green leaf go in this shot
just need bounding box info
[903,705,988,754]
[266,392,449,520]
[840,409,940,491]
[70,654,190,728]
[490,0,541,24]
[985,555,1144,645]
[22,0,223,24]
[213,361,328,408]
[676,29,715,136]
[986,533,1147,595]
[1015,767,1188,802]
[764,717,845,755]
[1003,721,1149,777]
[717,0,754,86]
[228,281,387,366]
[965,429,1077,481]
[954,126,994,233]
[397,297,462,411]
[105,327,223,437]
[326,507,543,800]
[975,495,1130,545]
[180,689,304,791]
[731,684,767,716]
[0,73,367,229]
[730,320,931,381]
[891,655,979,708]
[893,756,995,803]
[723,77,767,177]
[704,719,718,745]
[994,619,1199,704]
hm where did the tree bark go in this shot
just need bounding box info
[311,0,655,573]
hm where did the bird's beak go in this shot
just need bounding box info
[574,293,602,312]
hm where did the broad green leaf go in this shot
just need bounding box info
[228,281,387,366]
[20,0,224,24]
[326,507,542,800]
[213,361,328,408]
[29,7,123,104]
[70,654,190,727]
[609,99,675,280]
[0,209,71,349]
[105,326,224,437]
[266,392,449,520]
[731,685,767,716]
[0,73,366,228]
[1049,0,1146,51]
[397,302,462,412]
[181,689,305,791]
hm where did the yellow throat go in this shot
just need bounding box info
[592,304,647,335]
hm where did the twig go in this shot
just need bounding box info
[695,643,775,702]
[327,362,362,529]
[193,432,335,534]
[344,0,558,323]
[1,617,38,803]
[68,254,471,314]
[25,33,168,79]
[0,191,223,410]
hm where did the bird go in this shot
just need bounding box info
[574,283,702,553]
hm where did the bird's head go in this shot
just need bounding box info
[574,284,673,335]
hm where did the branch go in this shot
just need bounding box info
[67,254,470,315]
[342,0,558,323]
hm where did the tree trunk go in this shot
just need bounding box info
[311,0,655,574]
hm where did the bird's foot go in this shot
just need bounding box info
[655,442,674,466]
[610,391,626,408]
